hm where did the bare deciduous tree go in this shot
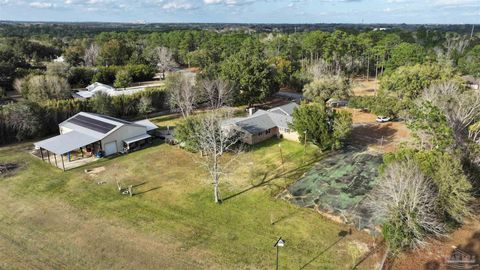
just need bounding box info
[307,59,338,78]
[201,79,233,109]
[444,33,470,59]
[84,43,99,67]
[138,96,153,117]
[153,46,177,79]
[167,73,197,119]
[195,111,243,204]
[16,75,70,102]
[422,81,480,140]
[369,159,446,250]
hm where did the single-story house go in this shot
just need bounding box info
[73,82,116,99]
[326,98,348,108]
[223,102,300,145]
[34,112,157,170]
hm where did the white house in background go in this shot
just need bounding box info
[34,112,158,170]
[73,82,116,99]
[53,56,65,63]
[73,82,160,99]
[223,102,300,145]
[462,75,480,90]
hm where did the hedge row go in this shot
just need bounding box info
[0,87,167,145]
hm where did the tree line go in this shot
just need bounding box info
[0,87,167,145]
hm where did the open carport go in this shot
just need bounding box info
[34,131,102,171]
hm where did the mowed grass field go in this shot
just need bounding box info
[0,121,375,269]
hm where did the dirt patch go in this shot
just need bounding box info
[340,108,411,153]
[391,219,480,269]
[85,166,106,175]
[0,162,21,177]
[352,79,379,97]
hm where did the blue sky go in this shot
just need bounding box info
[0,0,479,24]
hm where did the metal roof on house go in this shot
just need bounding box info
[68,114,117,134]
[86,82,115,92]
[124,133,152,144]
[34,131,99,155]
[134,119,159,131]
[35,112,156,157]
[60,112,146,139]
[73,91,95,99]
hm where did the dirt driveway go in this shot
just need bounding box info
[340,108,411,153]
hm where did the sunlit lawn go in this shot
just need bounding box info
[0,115,374,269]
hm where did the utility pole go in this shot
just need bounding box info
[303,131,307,164]
[278,144,284,169]
[471,24,475,39]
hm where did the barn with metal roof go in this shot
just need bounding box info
[34,112,157,170]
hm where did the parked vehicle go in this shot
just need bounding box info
[376,116,391,123]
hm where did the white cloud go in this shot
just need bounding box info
[29,1,56,8]
[203,0,256,6]
[162,0,196,10]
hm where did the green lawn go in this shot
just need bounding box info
[0,132,374,269]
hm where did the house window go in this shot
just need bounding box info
[266,129,271,134]
[258,132,263,136]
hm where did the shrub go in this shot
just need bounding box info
[383,148,472,223]
[290,102,352,150]
[113,70,132,88]
[370,159,446,252]
[348,95,403,117]
[174,115,202,152]
[91,66,118,84]
[17,74,71,102]
[68,67,96,87]
[124,64,156,82]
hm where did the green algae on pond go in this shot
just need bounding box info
[284,148,383,230]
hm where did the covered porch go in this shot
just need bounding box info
[33,131,103,171]
[122,134,152,154]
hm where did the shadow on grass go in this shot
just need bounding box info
[134,186,161,196]
[299,230,349,270]
[132,182,147,188]
[271,211,300,226]
[222,156,327,202]
[67,140,165,172]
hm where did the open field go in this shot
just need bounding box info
[0,133,377,269]
[352,79,379,97]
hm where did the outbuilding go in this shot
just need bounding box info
[34,112,157,170]
[73,82,116,99]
